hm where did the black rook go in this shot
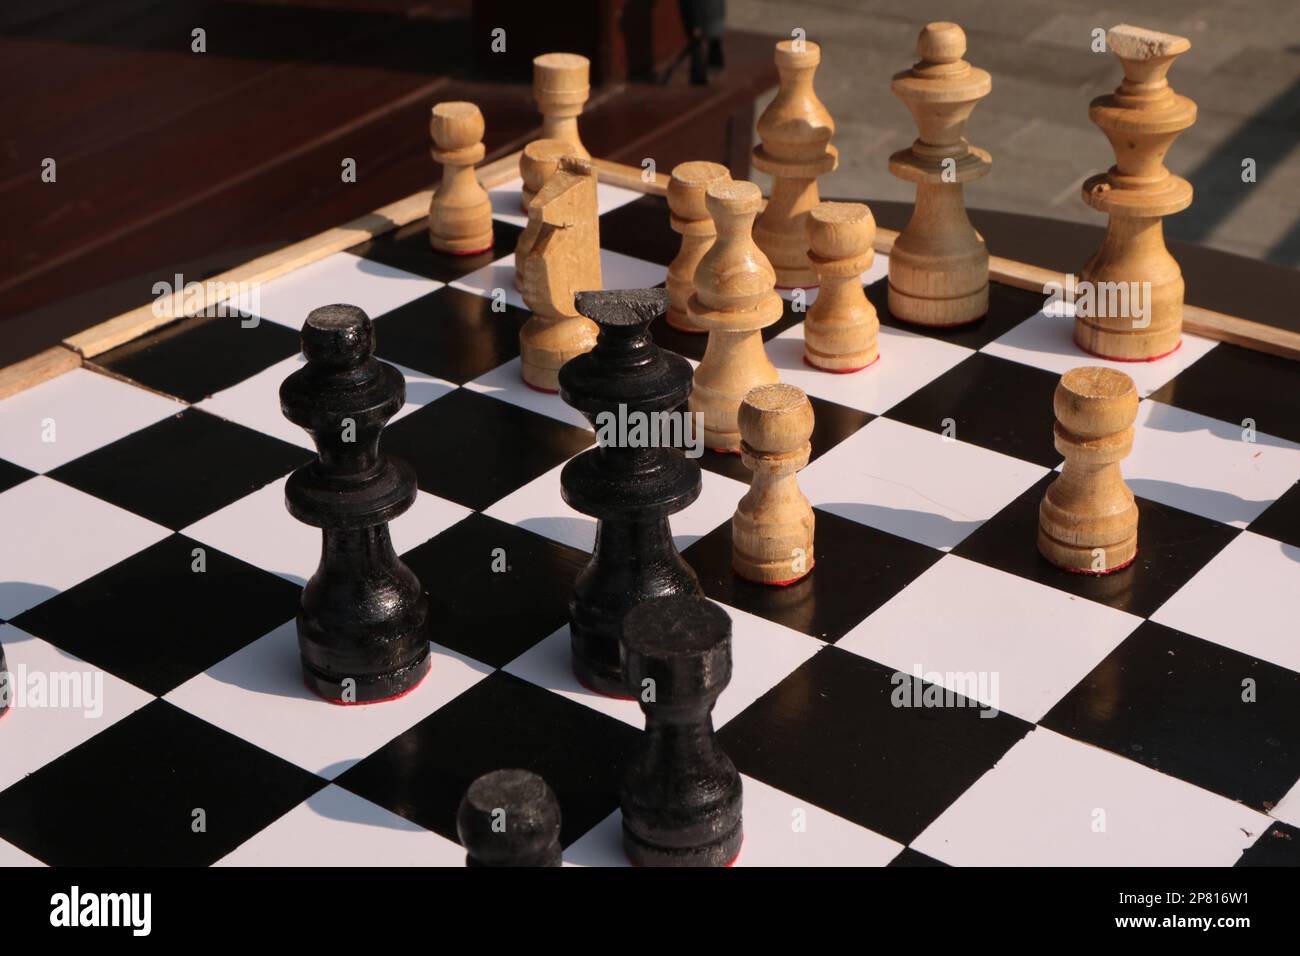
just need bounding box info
[620,595,743,867]
[280,304,430,703]
[559,288,703,696]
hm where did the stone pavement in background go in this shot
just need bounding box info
[729,0,1300,267]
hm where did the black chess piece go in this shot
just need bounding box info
[0,639,9,720]
[280,304,430,703]
[457,769,563,867]
[620,594,743,867]
[559,288,703,696]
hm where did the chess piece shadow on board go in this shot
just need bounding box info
[280,305,431,704]
[620,595,743,867]
[559,288,703,697]
[458,769,562,867]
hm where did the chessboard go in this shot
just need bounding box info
[1,160,1298,869]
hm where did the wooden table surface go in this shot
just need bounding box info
[0,0,778,369]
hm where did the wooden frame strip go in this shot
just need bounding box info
[871,226,1300,362]
[1,156,1291,400]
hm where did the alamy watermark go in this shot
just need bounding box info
[152,273,261,325]
[1,664,104,719]
[594,404,705,459]
[891,665,1000,718]
[1043,274,1152,328]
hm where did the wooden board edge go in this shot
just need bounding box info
[63,150,527,360]
[872,226,1300,361]
[0,155,1285,392]
[0,345,81,400]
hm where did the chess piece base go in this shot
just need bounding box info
[623,819,743,868]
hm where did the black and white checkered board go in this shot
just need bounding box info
[2,177,1299,868]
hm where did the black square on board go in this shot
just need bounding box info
[0,458,33,494]
[349,217,523,284]
[597,195,676,265]
[884,352,1062,467]
[0,700,324,866]
[695,395,872,484]
[1236,823,1300,867]
[954,474,1240,619]
[381,389,593,511]
[374,284,529,384]
[682,508,942,643]
[400,512,587,668]
[336,670,639,848]
[718,646,1033,845]
[1246,479,1300,550]
[1149,342,1300,445]
[871,278,1046,350]
[94,312,300,403]
[48,408,311,530]
[13,534,301,695]
[1042,621,1300,813]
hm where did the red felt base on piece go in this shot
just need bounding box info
[522,379,559,395]
[1050,550,1138,576]
[803,353,881,375]
[733,562,814,587]
[1075,338,1182,363]
[709,446,741,456]
[443,244,494,257]
[308,664,430,707]
[573,669,636,702]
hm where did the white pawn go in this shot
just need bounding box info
[428,102,494,255]
[733,384,815,585]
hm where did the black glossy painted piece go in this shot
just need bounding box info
[558,288,703,695]
[457,768,563,867]
[620,595,743,867]
[0,639,8,721]
[279,304,430,703]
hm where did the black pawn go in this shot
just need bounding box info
[620,595,743,867]
[279,304,430,703]
[457,769,563,867]
[558,288,703,696]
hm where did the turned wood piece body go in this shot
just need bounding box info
[804,201,880,371]
[752,40,838,289]
[457,769,562,867]
[620,596,743,867]
[520,156,602,392]
[687,180,783,453]
[559,289,703,696]
[1078,25,1196,360]
[514,138,576,291]
[279,305,430,703]
[888,22,991,327]
[1038,366,1140,574]
[733,384,816,585]
[666,161,731,333]
[533,52,591,159]
[428,102,494,255]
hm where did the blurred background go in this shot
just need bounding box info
[2,0,1297,367]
